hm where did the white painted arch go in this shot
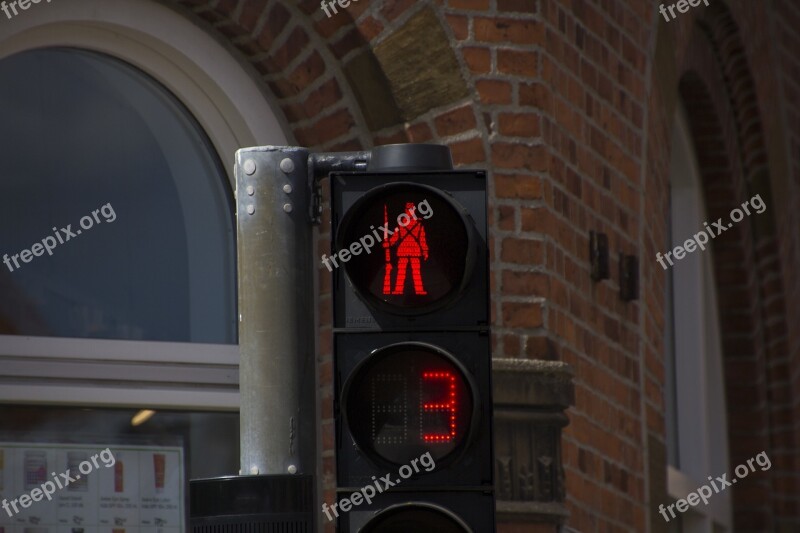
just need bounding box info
[0,0,288,186]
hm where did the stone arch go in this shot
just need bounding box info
[172,0,475,151]
[173,0,383,150]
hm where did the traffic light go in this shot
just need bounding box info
[329,152,495,531]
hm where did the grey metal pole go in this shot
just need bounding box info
[236,146,316,476]
[237,145,452,468]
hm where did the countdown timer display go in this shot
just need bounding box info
[343,343,476,466]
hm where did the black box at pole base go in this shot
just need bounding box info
[190,474,315,532]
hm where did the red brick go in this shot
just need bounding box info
[449,137,486,164]
[519,82,550,108]
[320,418,334,451]
[501,237,543,264]
[503,334,521,356]
[497,0,537,12]
[331,28,365,58]
[295,0,319,15]
[521,207,547,232]
[448,0,490,9]
[502,302,543,328]
[502,271,548,295]
[216,0,239,9]
[475,18,541,44]
[524,335,555,359]
[434,105,478,136]
[216,21,248,40]
[326,138,364,151]
[498,524,555,533]
[313,6,351,38]
[497,205,516,230]
[295,109,356,146]
[358,16,384,41]
[238,1,268,32]
[267,78,296,99]
[462,46,491,73]
[301,78,343,118]
[344,0,371,18]
[320,392,333,418]
[374,130,409,145]
[318,264,332,293]
[405,122,433,142]
[495,174,542,199]
[446,14,469,40]
[269,26,310,72]
[491,143,548,171]
[287,51,326,91]
[498,112,541,137]
[318,326,332,355]
[381,0,416,21]
[498,49,538,77]
[255,3,291,50]
[476,79,512,104]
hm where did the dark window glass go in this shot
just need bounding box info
[0,48,235,343]
[0,405,239,528]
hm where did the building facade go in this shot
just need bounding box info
[0,0,798,532]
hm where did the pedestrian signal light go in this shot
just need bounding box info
[335,182,475,315]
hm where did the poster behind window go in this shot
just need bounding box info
[0,443,183,532]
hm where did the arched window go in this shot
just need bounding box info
[663,106,732,532]
[0,0,288,506]
[0,47,236,344]
[0,0,286,409]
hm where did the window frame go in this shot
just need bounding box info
[0,0,288,410]
[664,106,732,531]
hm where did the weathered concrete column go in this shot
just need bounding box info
[492,358,575,526]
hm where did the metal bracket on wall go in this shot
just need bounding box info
[619,253,639,301]
[589,231,609,281]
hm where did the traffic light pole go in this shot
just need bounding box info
[237,146,318,476]
[192,144,462,531]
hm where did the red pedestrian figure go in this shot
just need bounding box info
[384,202,429,295]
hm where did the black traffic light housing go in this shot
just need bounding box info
[329,144,495,533]
[339,492,494,532]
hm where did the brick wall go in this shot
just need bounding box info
[170,0,800,530]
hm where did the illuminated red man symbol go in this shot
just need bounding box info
[383,202,429,295]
